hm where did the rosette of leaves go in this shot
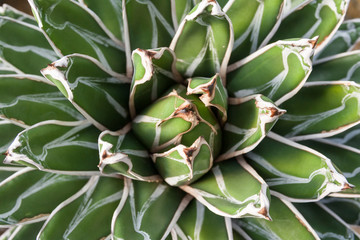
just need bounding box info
[0,0,360,239]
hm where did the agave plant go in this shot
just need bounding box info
[0,0,360,239]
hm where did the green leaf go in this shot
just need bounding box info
[112,178,192,240]
[283,0,313,17]
[0,16,58,75]
[181,157,271,219]
[152,136,213,186]
[41,54,131,131]
[227,38,315,105]
[38,176,123,240]
[321,198,360,225]
[175,199,234,240]
[29,0,126,73]
[132,85,221,156]
[218,94,285,161]
[316,19,360,59]
[0,221,44,240]
[234,196,319,240]
[0,4,37,25]
[224,0,284,63]
[299,139,360,197]
[170,0,233,80]
[309,50,360,83]
[294,202,360,239]
[274,81,360,141]
[245,132,350,201]
[0,60,17,74]
[187,74,228,123]
[130,47,181,118]
[0,75,84,125]
[4,121,101,174]
[98,128,160,182]
[0,168,88,226]
[272,0,349,54]
[328,124,360,149]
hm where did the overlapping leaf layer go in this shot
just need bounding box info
[1,0,360,239]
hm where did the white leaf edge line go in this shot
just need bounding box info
[0,73,54,86]
[0,4,36,22]
[3,120,111,177]
[111,178,193,240]
[36,176,99,239]
[266,131,351,202]
[316,201,360,238]
[180,156,271,219]
[314,49,360,65]
[286,80,360,141]
[217,94,285,162]
[41,54,130,131]
[98,127,162,182]
[169,0,234,84]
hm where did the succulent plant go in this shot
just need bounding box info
[0,0,360,239]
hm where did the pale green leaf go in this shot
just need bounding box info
[300,139,360,197]
[234,196,319,240]
[175,199,234,240]
[130,47,181,118]
[274,81,360,140]
[41,54,131,131]
[4,121,100,174]
[29,0,126,73]
[218,94,285,161]
[245,132,350,201]
[181,157,270,219]
[224,0,284,62]
[272,0,349,54]
[0,75,84,126]
[227,38,315,105]
[294,202,360,239]
[0,16,58,75]
[170,0,233,80]
[112,178,191,240]
[0,168,88,226]
[98,128,160,182]
[38,176,123,240]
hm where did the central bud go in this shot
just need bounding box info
[132,85,222,186]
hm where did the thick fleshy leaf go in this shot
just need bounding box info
[0,16,58,75]
[0,168,88,226]
[132,85,221,156]
[0,120,24,181]
[41,54,130,131]
[0,221,44,240]
[98,128,160,182]
[245,132,351,201]
[328,124,360,149]
[283,0,313,17]
[0,4,37,25]
[224,0,284,63]
[300,139,360,197]
[227,39,315,105]
[316,19,360,59]
[4,121,100,174]
[112,178,192,240]
[130,47,181,118]
[170,0,233,80]
[0,75,84,125]
[152,136,213,186]
[181,157,270,219]
[234,196,319,240]
[174,199,234,240]
[294,202,360,239]
[309,51,360,83]
[187,74,228,123]
[321,198,360,225]
[272,0,349,54]
[38,176,123,240]
[29,0,126,73]
[218,95,285,161]
[0,60,17,74]
[274,81,360,141]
